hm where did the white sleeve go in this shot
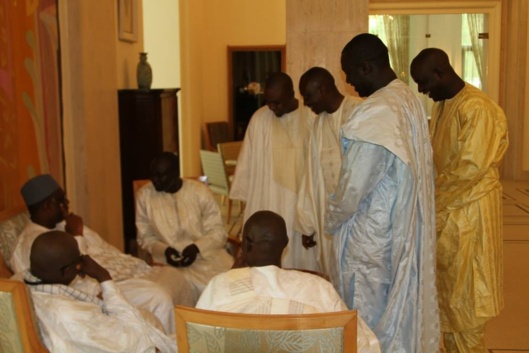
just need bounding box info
[11,226,43,273]
[195,278,217,310]
[34,281,176,353]
[325,141,394,233]
[193,185,228,258]
[229,114,257,201]
[294,136,318,236]
[135,188,170,259]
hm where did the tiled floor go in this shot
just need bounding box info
[216,180,529,352]
[485,180,529,352]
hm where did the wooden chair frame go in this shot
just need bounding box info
[0,279,49,352]
[216,141,244,222]
[217,141,242,176]
[175,305,357,353]
[204,121,231,151]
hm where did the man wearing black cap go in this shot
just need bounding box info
[11,174,196,334]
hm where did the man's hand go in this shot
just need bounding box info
[79,255,112,283]
[64,213,84,236]
[301,234,317,249]
[165,247,183,267]
[181,244,199,267]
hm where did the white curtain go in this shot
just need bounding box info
[467,14,485,90]
[383,15,410,84]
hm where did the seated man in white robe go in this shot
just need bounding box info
[11,174,195,334]
[136,152,233,296]
[25,230,176,353]
[196,210,381,353]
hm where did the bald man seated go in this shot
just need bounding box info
[24,230,176,353]
[196,210,381,353]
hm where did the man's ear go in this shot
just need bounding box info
[360,60,373,76]
[433,66,444,79]
[317,84,325,97]
[41,198,54,212]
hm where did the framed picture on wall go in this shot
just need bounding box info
[118,0,138,42]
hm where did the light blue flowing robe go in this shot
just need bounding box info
[326,80,439,353]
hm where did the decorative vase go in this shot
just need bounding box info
[137,52,153,91]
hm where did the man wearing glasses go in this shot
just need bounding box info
[25,230,176,352]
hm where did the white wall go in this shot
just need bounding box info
[143,0,181,88]
[116,1,145,89]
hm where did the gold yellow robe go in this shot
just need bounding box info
[430,84,509,332]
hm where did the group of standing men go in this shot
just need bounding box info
[230,33,508,353]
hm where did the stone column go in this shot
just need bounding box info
[59,0,125,249]
[286,0,369,96]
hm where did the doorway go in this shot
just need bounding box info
[228,46,286,140]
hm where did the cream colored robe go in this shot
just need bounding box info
[295,95,362,274]
[196,265,381,353]
[431,83,509,332]
[230,105,313,269]
[28,279,177,353]
[136,180,234,295]
[12,221,186,334]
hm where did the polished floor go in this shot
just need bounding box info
[485,180,529,352]
[217,180,529,352]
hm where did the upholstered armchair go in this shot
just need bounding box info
[174,305,357,353]
[0,278,49,352]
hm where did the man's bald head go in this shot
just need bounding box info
[300,67,336,89]
[242,211,288,267]
[265,72,294,93]
[30,230,81,285]
[341,33,396,97]
[410,47,464,101]
[264,73,298,117]
[150,152,182,193]
[342,33,391,68]
[411,48,452,74]
[299,67,343,115]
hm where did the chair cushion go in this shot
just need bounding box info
[0,212,30,270]
[186,322,344,353]
[0,291,25,351]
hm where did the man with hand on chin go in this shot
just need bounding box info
[11,173,195,334]
[25,230,176,353]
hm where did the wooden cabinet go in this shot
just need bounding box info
[117,88,180,252]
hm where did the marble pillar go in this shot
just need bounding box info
[286,0,369,96]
